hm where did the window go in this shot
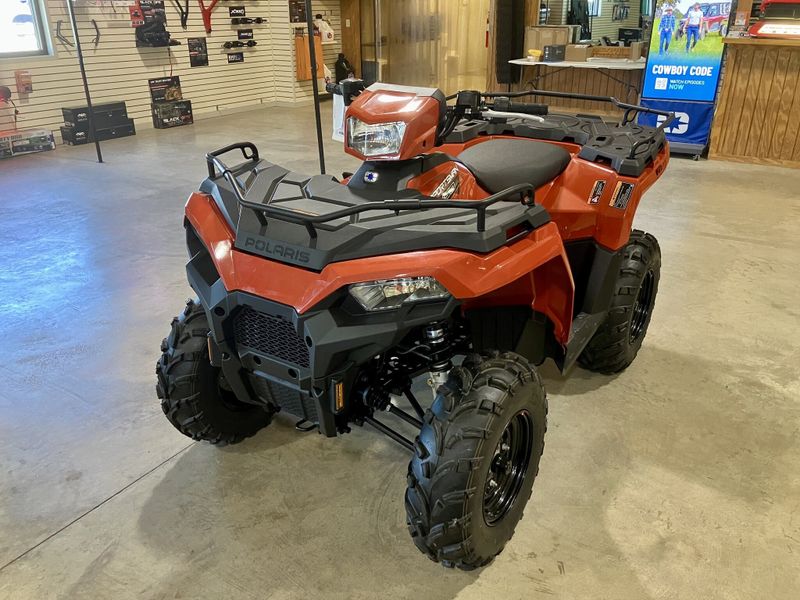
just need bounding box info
[588,0,602,18]
[1,0,50,58]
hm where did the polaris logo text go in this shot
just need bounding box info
[244,237,311,263]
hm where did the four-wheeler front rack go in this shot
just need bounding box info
[206,142,536,239]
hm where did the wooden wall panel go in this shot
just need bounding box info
[710,40,800,168]
[514,64,643,115]
[339,0,361,76]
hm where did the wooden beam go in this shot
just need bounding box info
[339,0,362,78]
[486,0,542,90]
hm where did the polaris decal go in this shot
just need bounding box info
[236,235,326,267]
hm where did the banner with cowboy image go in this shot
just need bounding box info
[642,0,731,102]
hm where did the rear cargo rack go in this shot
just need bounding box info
[206,142,535,239]
[481,89,675,160]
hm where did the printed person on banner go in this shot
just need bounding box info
[659,5,676,55]
[684,3,704,52]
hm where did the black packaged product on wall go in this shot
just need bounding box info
[231,17,265,25]
[237,29,254,40]
[223,40,257,49]
[227,52,245,63]
[288,0,306,23]
[229,5,245,17]
[148,76,183,103]
[188,37,209,67]
[135,0,180,47]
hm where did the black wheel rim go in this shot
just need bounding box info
[483,410,534,526]
[630,269,655,343]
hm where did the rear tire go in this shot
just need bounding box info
[405,352,547,570]
[578,230,661,374]
[156,299,273,445]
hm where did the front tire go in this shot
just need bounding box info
[578,230,661,374]
[405,352,547,570]
[156,299,273,445]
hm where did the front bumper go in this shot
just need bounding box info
[186,236,458,436]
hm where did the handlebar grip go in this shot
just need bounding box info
[493,97,548,115]
[507,101,548,115]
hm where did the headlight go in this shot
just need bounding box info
[347,118,406,158]
[349,277,450,311]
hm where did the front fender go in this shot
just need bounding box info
[186,192,573,343]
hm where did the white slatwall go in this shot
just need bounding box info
[591,2,641,40]
[0,0,342,136]
[540,0,641,40]
[268,0,343,103]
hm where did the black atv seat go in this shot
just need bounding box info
[457,139,572,194]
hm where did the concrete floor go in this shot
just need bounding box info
[1,104,799,600]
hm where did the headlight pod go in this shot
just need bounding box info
[349,277,450,311]
[347,117,407,158]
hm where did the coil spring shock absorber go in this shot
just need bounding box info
[425,322,451,399]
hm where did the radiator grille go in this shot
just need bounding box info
[249,376,318,422]
[233,306,310,368]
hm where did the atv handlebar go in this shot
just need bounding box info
[482,89,675,129]
[445,89,676,159]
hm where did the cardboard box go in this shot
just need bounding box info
[61,120,136,144]
[60,126,89,145]
[0,128,55,159]
[565,44,592,62]
[62,101,129,132]
[525,26,571,53]
[542,44,566,62]
[590,41,643,60]
[151,100,194,129]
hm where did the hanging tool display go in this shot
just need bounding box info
[223,40,257,48]
[91,19,101,47]
[56,20,75,47]
[612,3,630,21]
[231,17,266,25]
[169,0,189,29]
[197,0,220,34]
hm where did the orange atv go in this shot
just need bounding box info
[156,82,673,569]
